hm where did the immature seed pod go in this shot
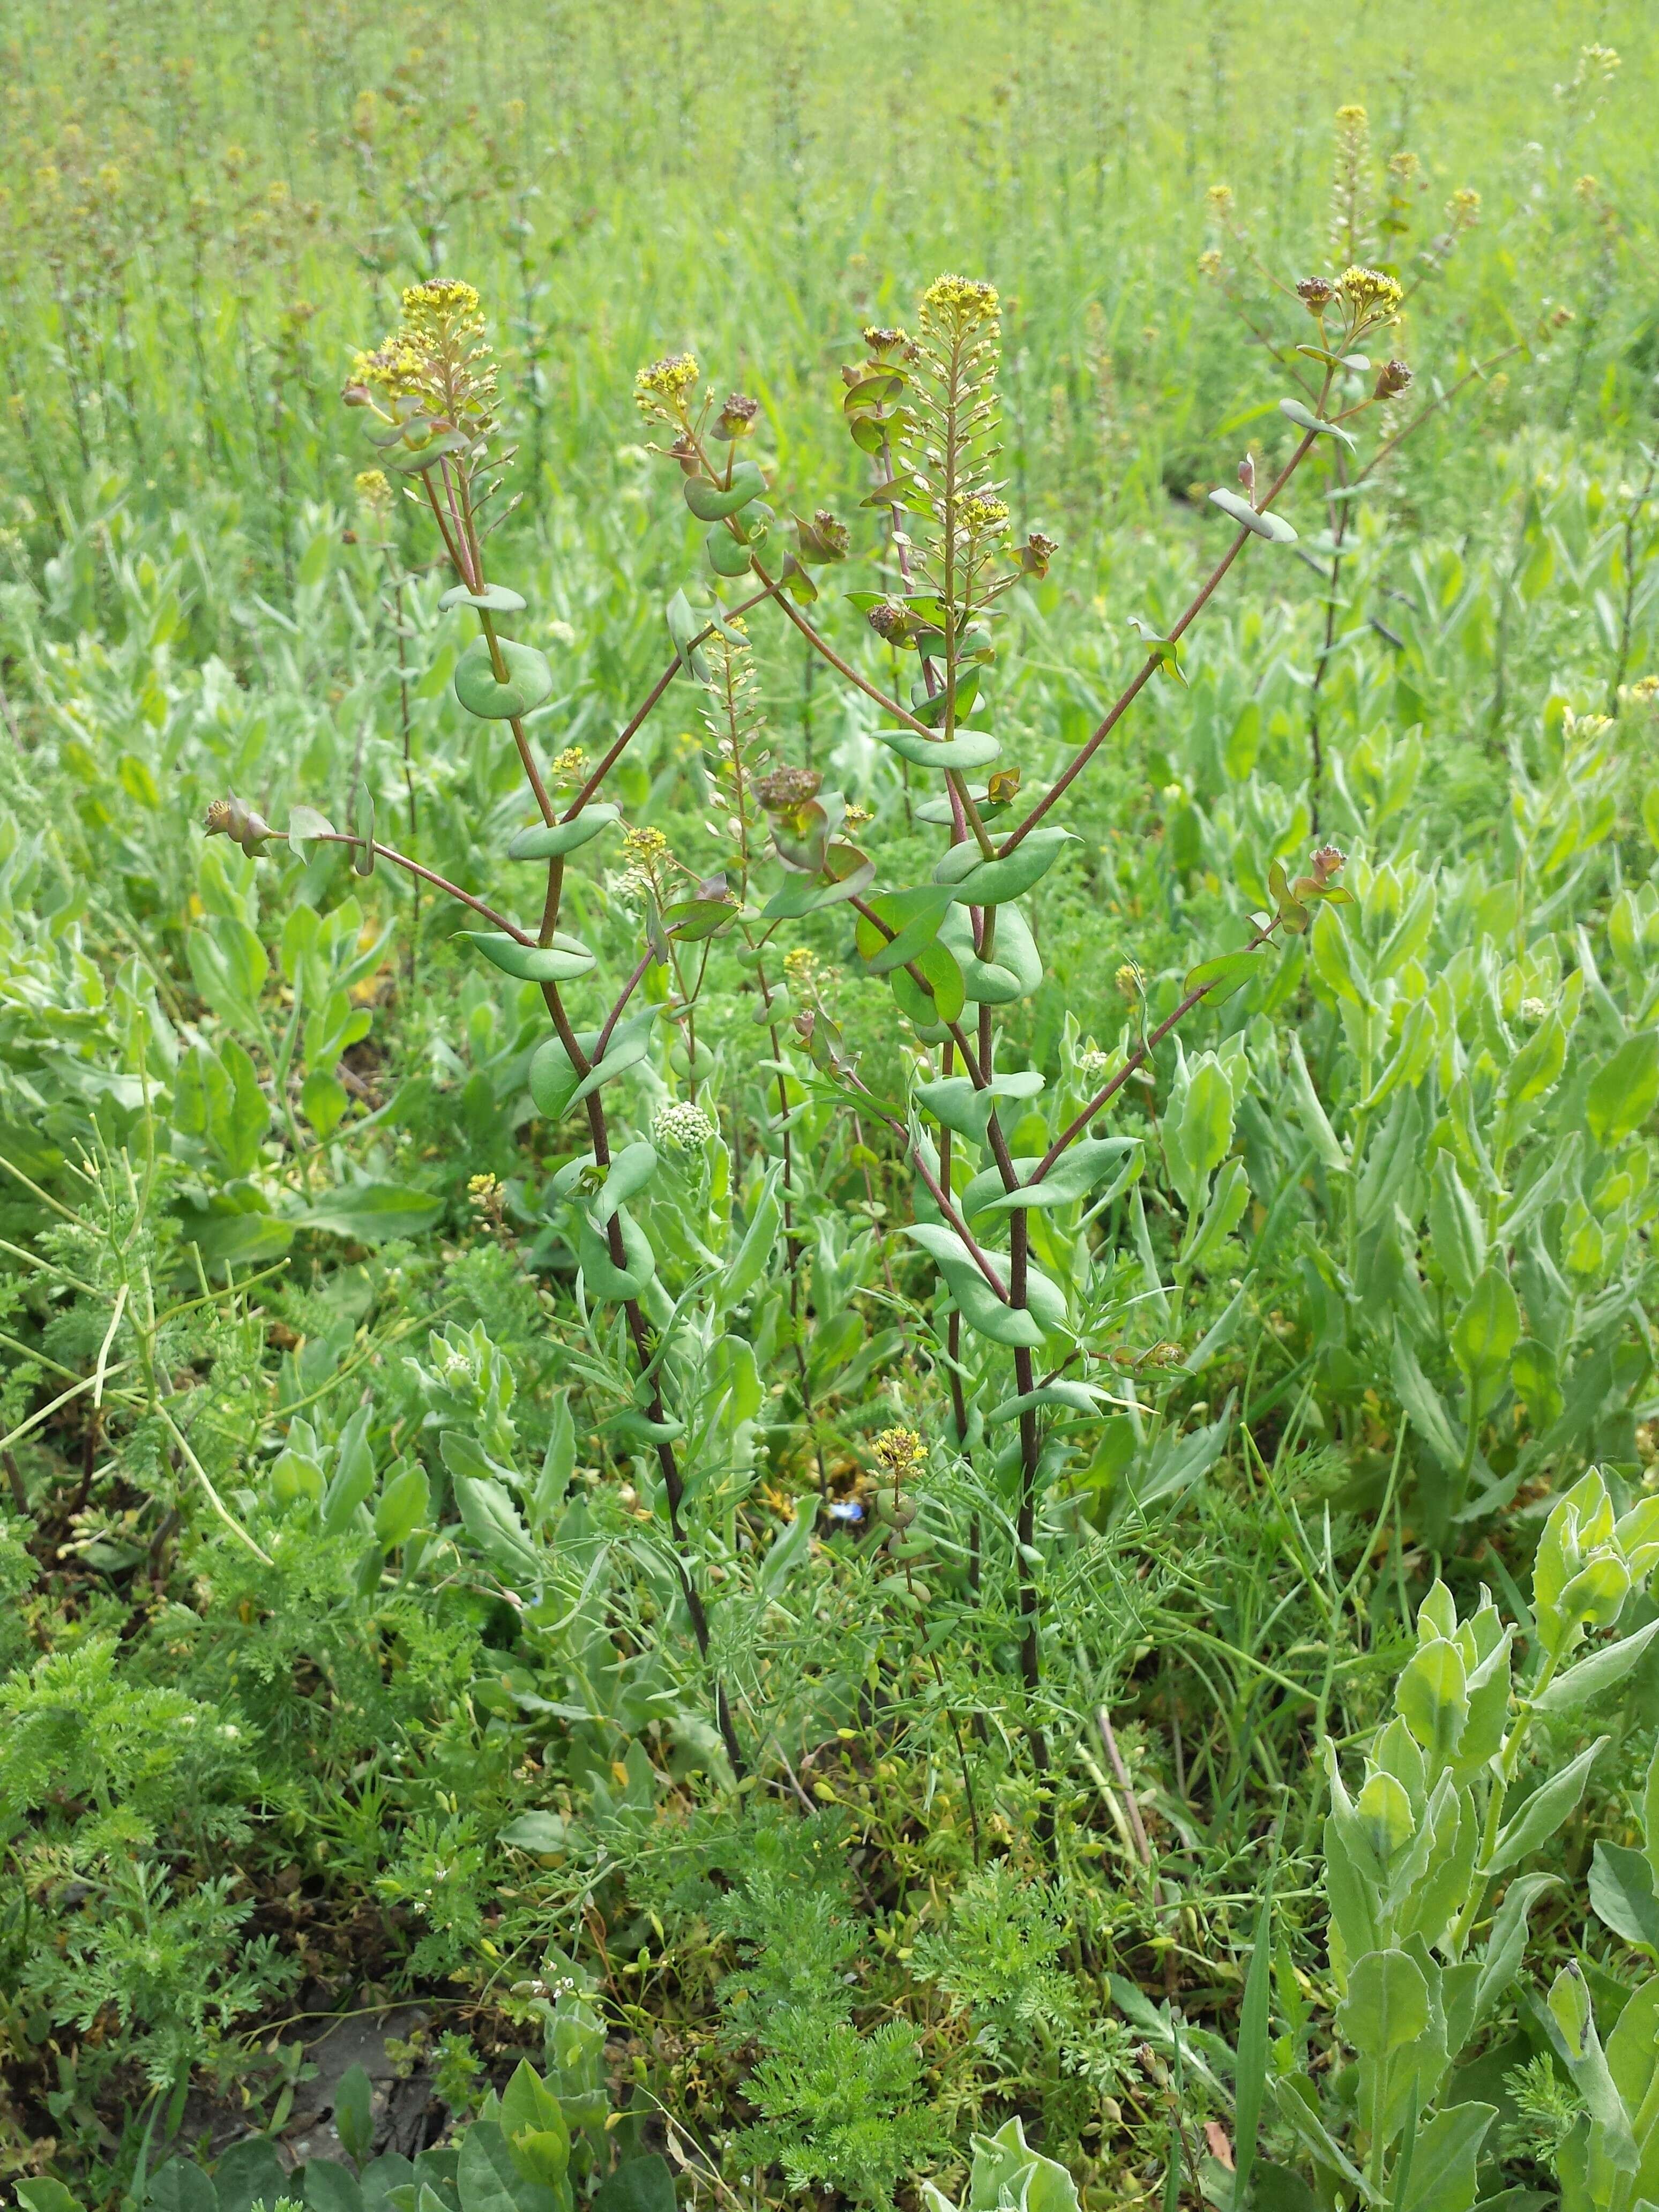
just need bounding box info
[203,794,274,854]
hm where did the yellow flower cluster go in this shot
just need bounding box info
[634,352,700,411]
[550,746,588,782]
[1206,183,1234,216]
[960,495,1010,533]
[872,1426,926,1479]
[622,824,670,866]
[1337,265,1403,323]
[1447,187,1482,229]
[346,278,497,430]
[921,273,999,331]
[400,276,485,345]
[354,468,392,512]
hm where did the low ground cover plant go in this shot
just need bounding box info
[2,12,1658,2212]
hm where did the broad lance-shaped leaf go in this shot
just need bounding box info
[1397,2103,1497,2212]
[1271,2081,1379,2206]
[1586,1031,1659,1149]
[457,2119,565,2212]
[592,2158,676,2212]
[1544,1963,1639,2174]
[1452,1265,1521,1385]
[1209,486,1298,543]
[146,2162,216,2212]
[1604,1975,1659,2198]
[289,1180,444,1243]
[1590,1843,1659,1955]
[439,1432,541,1581]
[499,2061,569,2190]
[987,1379,1112,1426]
[499,1812,566,1853]
[305,2164,363,2212]
[1395,1636,1468,1769]
[1392,1325,1462,1471]
[1452,1630,1514,1776]
[1474,1873,1557,2022]
[1337,1947,1430,2061]
[375,1462,430,1549]
[453,635,555,720]
[322,1401,376,1534]
[1186,947,1262,1004]
[758,1501,813,1598]
[1537,1617,1659,1713]
[458,931,595,983]
[1490,1737,1609,1876]
[664,588,709,681]
[717,1170,783,1310]
[507,805,620,861]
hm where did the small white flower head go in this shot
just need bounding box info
[653,1100,715,1154]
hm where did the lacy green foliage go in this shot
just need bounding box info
[0,1634,256,1857]
[0,15,1658,2212]
[735,2020,940,2208]
[27,1862,293,2093]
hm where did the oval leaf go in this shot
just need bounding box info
[1209,487,1298,544]
[1279,397,1357,450]
[935,826,1077,906]
[453,636,555,721]
[684,461,765,521]
[457,931,595,983]
[438,582,528,614]
[875,726,1003,771]
[507,804,621,861]
[288,803,336,865]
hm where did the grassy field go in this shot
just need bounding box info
[3,4,1659,2212]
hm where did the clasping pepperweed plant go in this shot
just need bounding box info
[1201,102,1555,819]
[206,263,1440,1840]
